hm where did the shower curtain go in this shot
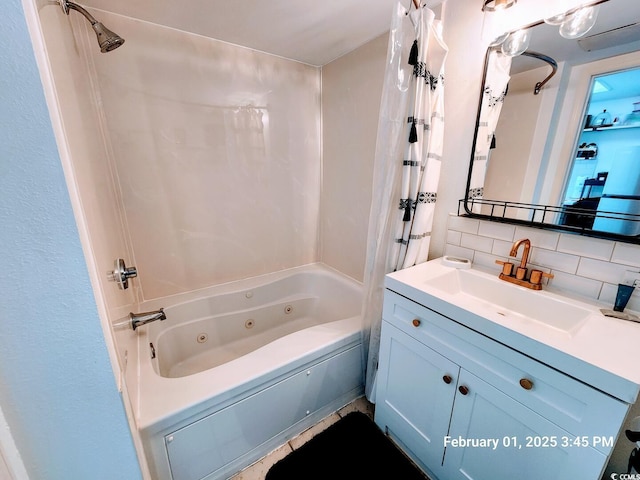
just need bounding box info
[468,49,512,209]
[361,1,448,401]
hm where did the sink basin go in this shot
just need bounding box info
[423,269,591,335]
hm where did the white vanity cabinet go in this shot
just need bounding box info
[375,290,630,480]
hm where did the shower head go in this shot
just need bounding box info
[60,0,125,53]
[91,22,125,53]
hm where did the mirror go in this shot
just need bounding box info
[463,0,640,242]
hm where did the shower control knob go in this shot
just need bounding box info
[108,258,138,290]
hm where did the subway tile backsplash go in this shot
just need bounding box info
[556,234,614,260]
[444,214,640,311]
[612,243,640,268]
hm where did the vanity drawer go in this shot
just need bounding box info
[382,289,628,453]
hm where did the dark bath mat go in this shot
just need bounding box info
[265,411,428,480]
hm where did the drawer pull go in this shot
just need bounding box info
[442,375,453,384]
[458,385,469,395]
[412,319,421,327]
[519,378,534,390]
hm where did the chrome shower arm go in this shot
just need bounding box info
[58,0,125,53]
[60,0,98,25]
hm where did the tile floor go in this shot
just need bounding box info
[229,396,375,479]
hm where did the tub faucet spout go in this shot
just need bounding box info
[130,308,166,330]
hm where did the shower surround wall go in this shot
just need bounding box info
[36,4,137,332]
[37,4,322,326]
[93,11,321,301]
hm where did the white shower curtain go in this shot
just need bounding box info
[468,49,512,209]
[361,1,448,401]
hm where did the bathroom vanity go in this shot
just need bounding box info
[374,258,640,480]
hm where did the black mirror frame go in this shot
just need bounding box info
[461,34,640,245]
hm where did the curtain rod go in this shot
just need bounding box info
[520,50,558,95]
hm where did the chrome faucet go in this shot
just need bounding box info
[495,238,553,290]
[130,308,166,330]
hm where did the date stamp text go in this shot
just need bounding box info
[443,435,615,450]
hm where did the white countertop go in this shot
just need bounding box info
[385,258,640,404]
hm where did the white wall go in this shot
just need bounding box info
[91,12,322,301]
[321,33,388,282]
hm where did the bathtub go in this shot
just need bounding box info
[130,264,364,480]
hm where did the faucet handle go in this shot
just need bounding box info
[495,259,514,276]
[530,270,554,285]
[108,258,138,290]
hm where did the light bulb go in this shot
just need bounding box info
[559,5,599,39]
[482,0,517,12]
[489,32,509,47]
[491,0,514,10]
[501,29,531,57]
[544,13,566,26]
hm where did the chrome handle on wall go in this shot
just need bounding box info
[108,258,137,290]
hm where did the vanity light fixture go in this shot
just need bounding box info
[481,0,520,53]
[488,1,604,57]
[482,0,517,12]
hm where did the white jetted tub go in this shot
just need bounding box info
[129,264,364,480]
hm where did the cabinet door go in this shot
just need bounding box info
[375,322,459,472]
[442,370,607,480]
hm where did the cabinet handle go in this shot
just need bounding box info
[519,378,534,390]
[412,319,421,327]
[442,375,453,384]
[458,385,469,395]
